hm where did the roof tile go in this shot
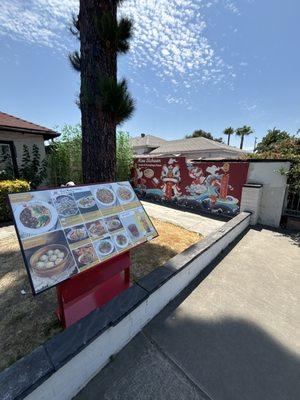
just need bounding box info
[0,111,59,138]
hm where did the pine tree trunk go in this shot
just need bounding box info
[79,0,117,184]
[240,135,244,149]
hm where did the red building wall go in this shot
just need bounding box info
[132,157,249,217]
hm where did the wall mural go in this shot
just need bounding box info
[132,157,249,217]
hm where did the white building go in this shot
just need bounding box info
[0,111,59,179]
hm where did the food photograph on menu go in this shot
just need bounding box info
[112,182,140,210]
[8,181,158,295]
[72,243,99,270]
[73,188,101,221]
[10,190,62,239]
[91,184,122,215]
[85,219,108,240]
[93,235,117,261]
[22,230,78,294]
[51,189,82,228]
[64,224,90,248]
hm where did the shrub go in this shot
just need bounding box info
[19,144,47,189]
[0,180,30,222]
[46,125,133,185]
[46,124,82,186]
[116,131,134,181]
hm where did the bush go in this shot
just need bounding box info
[46,125,133,185]
[46,124,82,186]
[0,180,30,222]
[19,144,47,189]
[116,131,134,181]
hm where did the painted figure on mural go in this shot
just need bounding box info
[133,166,146,190]
[132,158,248,216]
[186,165,206,195]
[160,159,182,200]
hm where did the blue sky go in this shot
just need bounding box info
[0,0,299,150]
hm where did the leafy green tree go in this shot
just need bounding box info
[47,125,134,185]
[70,1,135,184]
[235,125,253,149]
[255,128,290,153]
[47,124,82,186]
[223,127,234,146]
[186,129,224,143]
[19,145,47,188]
[249,131,300,191]
[116,131,133,181]
[186,129,213,140]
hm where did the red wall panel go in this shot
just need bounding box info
[132,157,249,217]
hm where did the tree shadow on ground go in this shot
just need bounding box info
[130,242,177,281]
[142,199,230,223]
[252,224,300,247]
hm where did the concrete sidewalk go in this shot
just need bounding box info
[75,228,300,400]
[142,201,224,236]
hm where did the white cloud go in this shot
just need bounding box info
[240,100,257,111]
[0,0,242,106]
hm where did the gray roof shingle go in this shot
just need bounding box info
[150,136,246,155]
[130,135,166,148]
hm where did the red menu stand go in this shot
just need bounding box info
[56,251,131,328]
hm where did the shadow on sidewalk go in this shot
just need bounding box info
[75,315,300,400]
[75,227,300,400]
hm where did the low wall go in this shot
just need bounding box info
[246,161,290,227]
[0,213,251,400]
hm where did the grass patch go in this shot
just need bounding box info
[0,218,201,371]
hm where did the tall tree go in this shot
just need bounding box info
[235,125,253,149]
[70,1,135,183]
[186,129,224,143]
[223,126,234,146]
[255,128,289,153]
[186,129,213,140]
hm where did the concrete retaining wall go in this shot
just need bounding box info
[0,212,251,400]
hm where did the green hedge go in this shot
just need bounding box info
[0,180,30,222]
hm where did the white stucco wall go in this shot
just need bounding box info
[247,161,290,227]
[0,130,46,170]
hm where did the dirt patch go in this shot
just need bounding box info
[0,218,200,371]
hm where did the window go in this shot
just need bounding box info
[0,141,18,180]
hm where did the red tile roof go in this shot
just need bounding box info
[0,111,60,139]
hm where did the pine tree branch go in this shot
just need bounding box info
[69,51,81,72]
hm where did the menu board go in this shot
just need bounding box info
[9,181,157,295]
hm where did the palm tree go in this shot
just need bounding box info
[69,1,135,183]
[235,125,253,149]
[223,127,234,146]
